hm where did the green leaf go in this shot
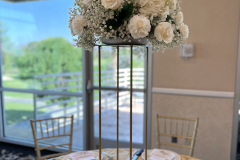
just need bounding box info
[106,19,120,31]
[106,3,134,31]
[166,15,172,22]
[119,3,134,21]
[166,15,175,24]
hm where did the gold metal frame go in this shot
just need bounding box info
[97,45,151,160]
[145,47,149,160]
[130,45,133,159]
[98,46,102,160]
[117,46,120,160]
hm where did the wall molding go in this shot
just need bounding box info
[152,88,235,98]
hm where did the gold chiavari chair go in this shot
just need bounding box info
[156,115,199,157]
[30,115,74,160]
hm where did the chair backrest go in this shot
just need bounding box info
[30,115,74,160]
[155,115,199,156]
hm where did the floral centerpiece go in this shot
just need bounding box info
[69,0,189,51]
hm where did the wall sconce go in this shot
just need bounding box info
[180,43,194,58]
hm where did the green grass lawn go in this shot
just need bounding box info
[3,78,34,98]
[3,77,71,125]
[3,79,30,89]
[5,102,34,125]
[2,77,36,125]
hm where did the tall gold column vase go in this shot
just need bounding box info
[69,0,190,159]
[97,44,151,160]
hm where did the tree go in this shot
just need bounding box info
[18,37,83,110]
[18,37,82,79]
[0,21,17,74]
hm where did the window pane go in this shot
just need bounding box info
[94,90,144,145]
[0,0,83,92]
[93,46,145,89]
[4,91,84,149]
[34,94,84,149]
[1,0,84,150]
[4,92,34,140]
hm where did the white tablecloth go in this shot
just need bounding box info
[50,148,200,160]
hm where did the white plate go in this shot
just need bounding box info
[141,149,181,160]
[62,151,103,160]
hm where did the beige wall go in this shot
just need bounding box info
[153,0,240,91]
[151,0,240,160]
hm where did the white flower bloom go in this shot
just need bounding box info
[161,6,169,21]
[175,11,183,26]
[138,0,150,7]
[127,15,151,39]
[101,0,123,10]
[71,15,86,36]
[83,0,93,5]
[165,0,177,11]
[139,0,166,17]
[180,24,189,39]
[154,22,174,43]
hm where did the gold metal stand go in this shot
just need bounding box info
[145,47,149,160]
[98,45,151,160]
[130,45,133,160]
[98,46,102,160]
[117,46,120,160]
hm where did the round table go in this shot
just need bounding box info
[52,148,200,160]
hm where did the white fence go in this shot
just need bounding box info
[33,68,144,122]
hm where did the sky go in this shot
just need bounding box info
[0,0,74,47]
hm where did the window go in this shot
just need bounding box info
[0,0,84,150]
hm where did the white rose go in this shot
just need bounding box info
[71,15,86,36]
[138,0,150,7]
[83,0,92,5]
[165,0,177,11]
[175,11,183,26]
[128,15,151,39]
[154,22,174,43]
[180,24,189,39]
[161,6,169,21]
[101,0,123,10]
